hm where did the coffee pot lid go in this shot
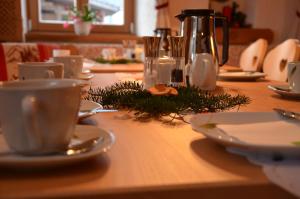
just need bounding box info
[176,9,214,21]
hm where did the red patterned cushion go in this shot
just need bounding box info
[0,44,7,81]
[37,43,60,61]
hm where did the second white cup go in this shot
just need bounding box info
[53,49,71,57]
[53,55,83,79]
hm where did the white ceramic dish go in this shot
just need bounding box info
[47,58,94,80]
[218,72,266,81]
[190,112,300,157]
[219,67,243,73]
[0,125,115,168]
[78,73,95,80]
[268,85,300,99]
[78,100,102,120]
[80,100,102,112]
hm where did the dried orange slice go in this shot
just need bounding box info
[147,84,178,96]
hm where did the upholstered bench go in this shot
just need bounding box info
[0,43,247,81]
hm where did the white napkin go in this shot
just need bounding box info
[217,117,300,197]
[218,121,300,146]
[191,112,300,197]
[262,161,300,197]
[228,147,300,197]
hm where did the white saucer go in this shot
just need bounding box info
[78,73,95,80]
[218,72,266,81]
[80,100,102,112]
[78,100,102,120]
[268,85,300,99]
[0,125,115,168]
[190,112,300,157]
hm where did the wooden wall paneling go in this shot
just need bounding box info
[0,0,23,42]
[216,28,274,45]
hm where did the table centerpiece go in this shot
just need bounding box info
[86,81,250,121]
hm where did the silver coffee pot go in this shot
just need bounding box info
[176,9,229,67]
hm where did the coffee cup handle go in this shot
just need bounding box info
[198,59,211,86]
[45,70,55,79]
[21,96,43,150]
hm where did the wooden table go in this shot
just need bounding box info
[90,63,143,73]
[0,74,299,199]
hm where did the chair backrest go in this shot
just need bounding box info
[263,39,300,81]
[239,39,268,72]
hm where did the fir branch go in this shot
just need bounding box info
[95,57,142,64]
[86,81,250,118]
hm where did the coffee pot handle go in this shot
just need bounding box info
[22,96,43,151]
[216,16,229,66]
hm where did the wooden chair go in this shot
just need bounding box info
[263,39,300,81]
[239,39,268,72]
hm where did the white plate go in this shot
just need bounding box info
[218,72,266,81]
[0,125,115,168]
[78,100,102,120]
[78,73,95,80]
[268,85,300,99]
[80,100,102,112]
[190,112,300,157]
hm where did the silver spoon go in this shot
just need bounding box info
[65,136,104,156]
[274,108,300,122]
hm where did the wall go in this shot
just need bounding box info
[135,0,209,36]
[169,0,209,31]
[279,0,300,42]
[21,0,27,41]
[224,0,300,44]
[210,0,300,44]
[134,0,157,36]
[246,0,296,44]
[210,0,247,15]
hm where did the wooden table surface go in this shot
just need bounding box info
[0,73,299,199]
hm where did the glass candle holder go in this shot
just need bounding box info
[143,36,161,89]
[169,36,185,87]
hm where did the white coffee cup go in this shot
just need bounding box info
[0,79,81,155]
[53,49,71,57]
[189,53,217,90]
[288,62,300,92]
[53,55,83,79]
[18,62,64,80]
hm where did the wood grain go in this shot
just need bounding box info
[90,63,143,73]
[0,0,22,42]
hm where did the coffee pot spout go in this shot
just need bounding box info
[175,14,185,22]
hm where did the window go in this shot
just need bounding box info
[90,0,124,26]
[27,0,134,34]
[39,0,76,24]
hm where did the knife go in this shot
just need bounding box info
[80,108,118,113]
[93,109,118,113]
[78,109,118,121]
[273,108,300,121]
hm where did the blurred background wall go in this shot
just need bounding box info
[135,0,300,45]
